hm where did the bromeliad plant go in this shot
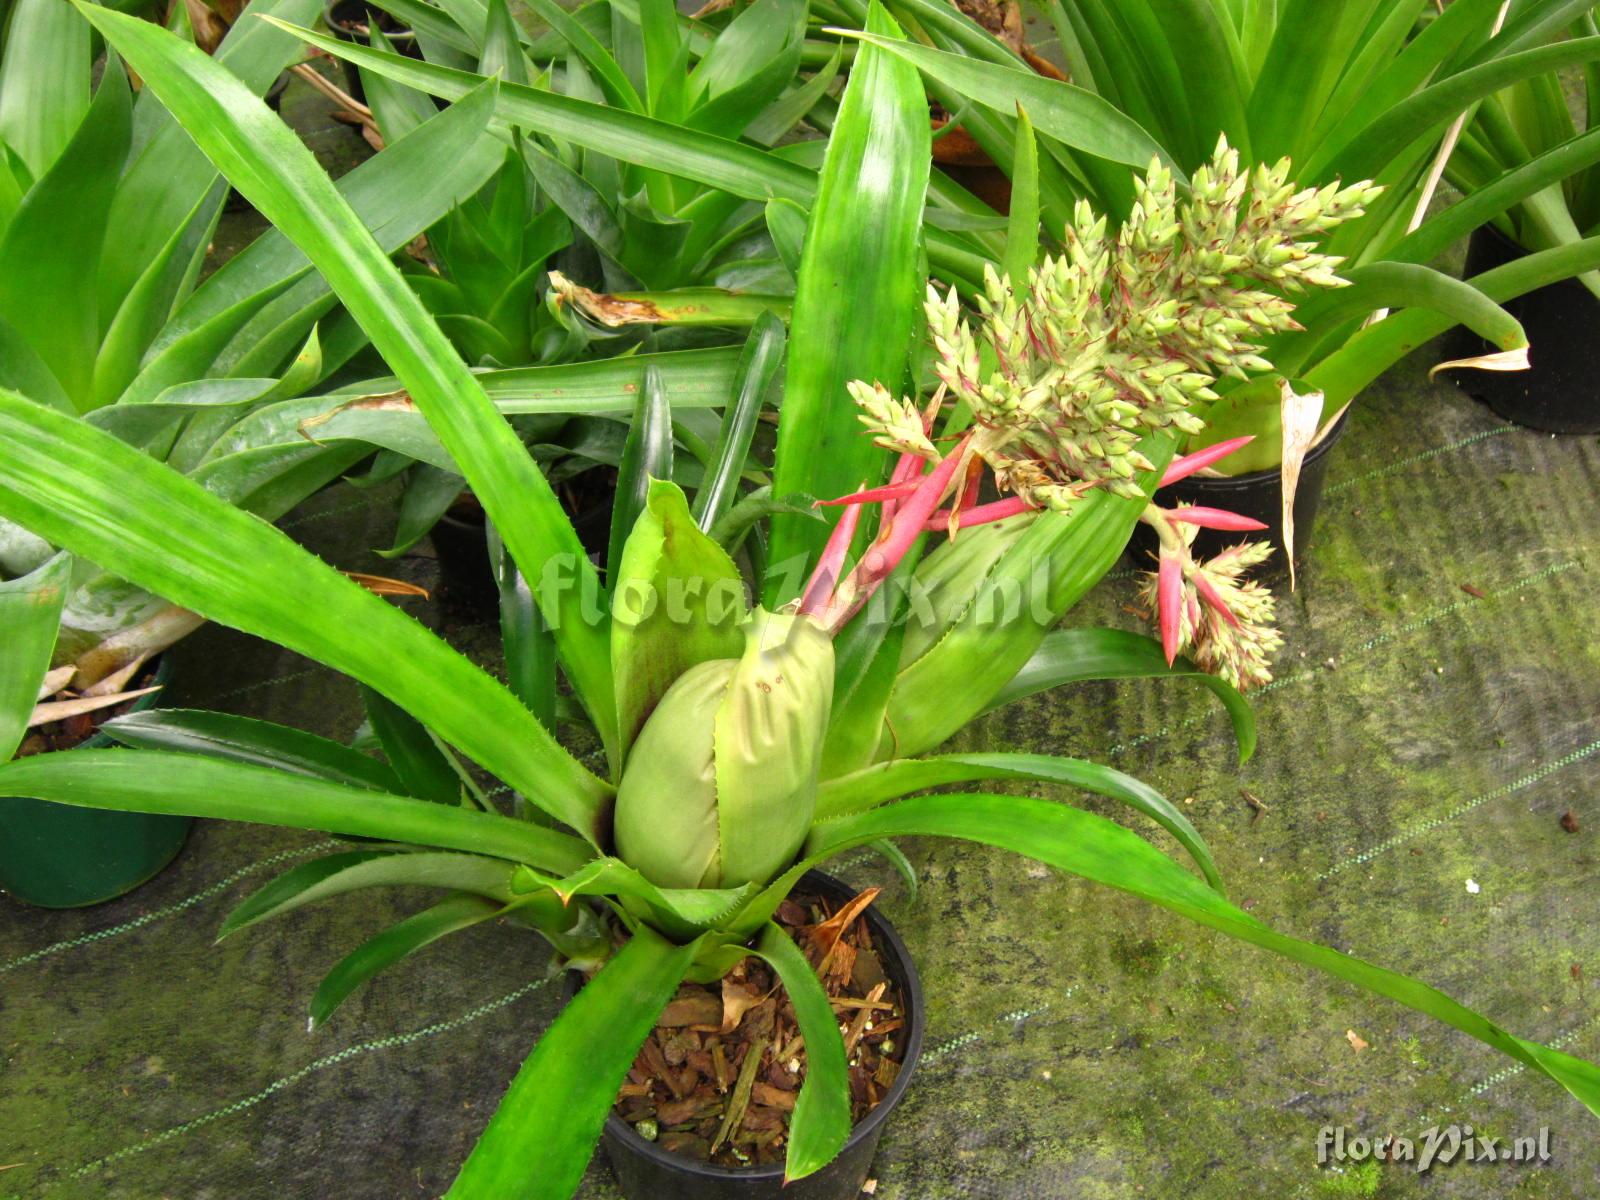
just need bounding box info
[824,0,1600,553]
[1448,5,1600,295]
[362,0,812,358]
[310,0,824,557]
[821,140,1372,687]
[4,6,1600,1198]
[0,0,517,729]
[321,0,1600,561]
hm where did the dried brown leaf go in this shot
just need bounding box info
[344,571,430,599]
[1277,379,1325,590]
[805,887,881,968]
[34,665,75,703]
[720,978,769,1035]
[28,686,161,731]
[1429,345,1530,379]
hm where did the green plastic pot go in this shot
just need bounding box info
[0,656,191,908]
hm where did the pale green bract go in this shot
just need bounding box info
[616,608,834,889]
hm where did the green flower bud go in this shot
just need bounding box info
[613,609,834,890]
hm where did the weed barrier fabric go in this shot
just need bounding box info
[3,347,1599,1199]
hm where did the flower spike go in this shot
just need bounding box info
[1166,505,1270,532]
[1158,549,1184,666]
[1138,501,1281,686]
[799,489,865,617]
[880,448,926,523]
[1161,436,1257,487]
[1189,569,1242,629]
[812,435,973,630]
[923,496,1032,532]
[815,479,924,507]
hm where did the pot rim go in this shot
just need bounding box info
[1169,406,1351,492]
[323,0,418,40]
[1464,223,1600,309]
[597,867,925,1182]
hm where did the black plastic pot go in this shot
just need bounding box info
[1444,225,1600,434]
[323,0,418,106]
[0,656,191,908]
[431,508,499,618]
[431,484,614,619]
[1128,409,1350,572]
[581,870,924,1200]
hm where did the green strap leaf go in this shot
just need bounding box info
[375,0,477,56]
[605,364,674,593]
[220,849,521,939]
[0,312,73,415]
[205,348,748,484]
[1452,0,1597,69]
[0,0,90,180]
[522,138,629,272]
[379,463,466,559]
[522,0,642,112]
[363,21,444,142]
[0,749,593,874]
[1315,37,1600,183]
[1243,0,1375,164]
[1302,0,1431,159]
[1277,261,1528,380]
[982,627,1257,764]
[708,487,823,554]
[1145,0,1252,163]
[820,546,920,780]
[361,685,466,804]
[744,41,843,147]
[692,311,784,534]
[514,856,757,941]
[264,20,982,287]
[0,54,130,409]
[311,892,505,1027]
[104,708,404,793]
[1305,235,1600,407]
[271,20,814,200]
[765,2,930,598]
[445,925,700,1200]
[478,0,530,85]
[91,178,224,409]
[638,0,685,119]
[1394,126,1600,266]
[98,0,324,321]
[762,198,806,278]
[815,749,1222,892]
[1001,103,1040,289]
[804,794,1600,1118]
[79,7,620,762]
[147,87,505,373]
[828,27,1182,180]
[489,521,559,732]
[0,554,68,763]
[0,389,612,839]
[751,921,851,1183]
